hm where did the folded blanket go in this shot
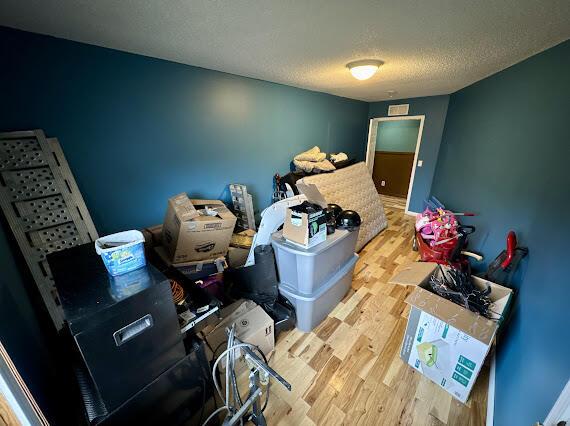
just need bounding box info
[294,158,336,173]
[294,146,327,162]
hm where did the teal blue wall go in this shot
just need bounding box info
[376,120,421,153]
[432,40,570,425]
[0,26,368,423]
[369,96,449,212]
[3,23,569,425]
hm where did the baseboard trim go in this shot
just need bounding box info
[486,352,496,426]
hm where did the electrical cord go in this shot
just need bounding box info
[212,343,256,403]
[202,406,229,426]
[430,265,496,319]
[255,347,270,412]
[204,336,272,426]
[221,335,270,416]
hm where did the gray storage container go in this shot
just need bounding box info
[271,229,358,295]
[279,254,358,332]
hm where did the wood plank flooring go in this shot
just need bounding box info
[380,195,407,210]
[264,206,488,426]
[0,392,21,426]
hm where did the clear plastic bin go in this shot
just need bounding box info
[271,229,358,295]
[279,254,358,332]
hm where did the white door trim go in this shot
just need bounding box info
[544,378,570,426]
[365,115,425,215]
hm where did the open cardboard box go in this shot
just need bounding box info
[162,194,237,263]
[202,299,274,371]
[391,262,513,403]
[282,182,328,248]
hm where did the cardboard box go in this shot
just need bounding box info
[162,194,237,263]
[227,246,250,268]
[283,207,326,248]
[204,300,274,369]
[282,183,328,248]
[394,263,513,403]
[154,245,226,277]
[142,224,163,248]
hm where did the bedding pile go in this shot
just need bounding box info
[293,146,335,173]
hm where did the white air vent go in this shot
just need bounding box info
[388,104,409,116]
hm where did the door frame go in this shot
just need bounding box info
[365,115,425,214]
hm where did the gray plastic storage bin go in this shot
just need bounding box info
[271,229,358,295]
[279,254,358,332]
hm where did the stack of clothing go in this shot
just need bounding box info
[293,146,350,173]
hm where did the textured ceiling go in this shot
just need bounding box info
[1,0,569,101]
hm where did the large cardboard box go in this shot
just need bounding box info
[204,300,274,368]
[283,182,328,249]
[162,194,237,263]
[142,224,163,248]
[154,245,226,277]
[227,246,250,268]
[393,263,513,403]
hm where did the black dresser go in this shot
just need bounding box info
[49,243,201,424]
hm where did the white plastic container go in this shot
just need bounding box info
[279,254,358,332]
[271,229,358,295]
[95,230,146,276]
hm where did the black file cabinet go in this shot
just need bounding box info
[49,244,186,415]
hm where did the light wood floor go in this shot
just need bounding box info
[380,195,407,210]
[264,206,488,426]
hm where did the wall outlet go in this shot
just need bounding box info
[381,180,386,186]
[417,160,423,167]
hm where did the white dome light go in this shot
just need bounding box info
[347,60,383,81]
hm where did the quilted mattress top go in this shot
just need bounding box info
[299,162,387,251]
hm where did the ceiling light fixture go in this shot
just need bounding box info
[346,60,383,80]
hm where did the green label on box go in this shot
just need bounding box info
[442,324,449,338]
[417,327,424,342]
[458,355,476,370]
[455,364,473,379]
[452,372,469,387]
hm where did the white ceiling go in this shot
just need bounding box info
[1,0,569,102]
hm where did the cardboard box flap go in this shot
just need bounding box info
[190,199,236,221]
[389,262,439,287]
[295,182,328,208]
[168,193,199,221]
[405,286,500,345]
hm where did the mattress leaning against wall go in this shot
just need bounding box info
[299,162,387,251]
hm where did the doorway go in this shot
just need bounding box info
[365,115,425,213]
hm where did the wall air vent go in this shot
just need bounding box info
[388,104,410,116]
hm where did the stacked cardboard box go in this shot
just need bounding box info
[142,193,237,279]
[162,193,237,263]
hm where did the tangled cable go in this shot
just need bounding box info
[202,326,270,426]
[429,266,501,320]
[170,279,185,304]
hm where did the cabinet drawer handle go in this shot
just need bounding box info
[113,314,153,346]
